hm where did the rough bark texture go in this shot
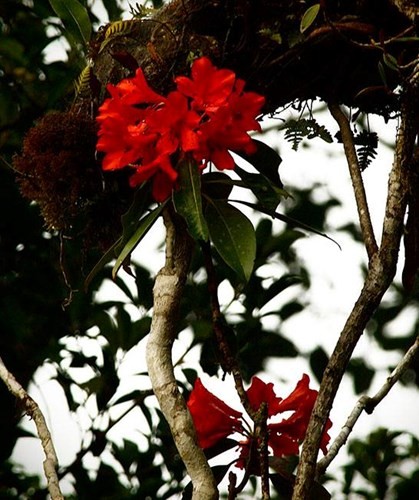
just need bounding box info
[146,211,218,499]
[292,69,419,498]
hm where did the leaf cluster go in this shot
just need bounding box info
[339,428,419,499]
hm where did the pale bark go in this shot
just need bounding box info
[0,356,64,500]
[328,102,378,260]
[317,334,419,476]
[146,210,218,499]
[292,80,418,498]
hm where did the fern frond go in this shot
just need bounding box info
[355,130,378,170]
[282,118,333,151]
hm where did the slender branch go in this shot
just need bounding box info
[365,334,419,412]
[201,242,255,419]
[0,356,64,500]
[256,402,270,500]
[293,84,417,499]
[202,242,271,497]
[317,334,419,476]
[146,209,217,500]
[328,102,378,260]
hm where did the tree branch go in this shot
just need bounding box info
[328,102,378,260]
[317,334,419,476]
[0,356,64,500]
[292,81,418,499]
[202,242,271,498]
[389,0,419,22]
[146,209,217,500]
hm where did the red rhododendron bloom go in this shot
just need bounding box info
[187,374,331,473]
[96,56,265,201]
[175,56,236,113]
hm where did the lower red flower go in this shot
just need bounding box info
[187,375,332,473]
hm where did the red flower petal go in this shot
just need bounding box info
[269,431,300,457]
[246,377,283,418]
[269,374,332,456]
[273,374,315,414]
[175,56,236,113]
[187,379,243,449]
[117,67,164,105]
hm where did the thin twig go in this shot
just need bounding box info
[365,334,419,412]
[146,209,217,500]
[202,242,271,498]
[0,356,64,500]
[256,402,270,500]
[317,334,419,476]
[293,82,417,499]
[328,102,378,260]
[201,241,255,418]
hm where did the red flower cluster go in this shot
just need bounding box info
[187,374,331,472]
[96,57,265,201]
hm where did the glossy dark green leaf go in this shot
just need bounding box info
[49,0,92,48]
[205,199,256,281]
[383,52,399,71]
[173,158,209,241]
[310,346,329,383]
[101,0,123,21]
[235,164,287,210]
[348,358,375,394]
[235,139,282,188]
[112,204,165,279]
[264,274,303,304]
[112,389,149,406]
[182,464,231,499]
[232,199,341,249]
[201,171,235,199]
[84,186,152,289]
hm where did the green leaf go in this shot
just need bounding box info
[205,199,256,281]
[84,185,152,289]
[378,60,388,86]
[101,0,123,21]
[281,118,333,151]
[383,52,399,71]
[202,171,234,199]
[173,157,209,241]
[234,165,286,210]
[235,139,282,188]
[112,204,165,279]
[300,4,321,33]
[310,346,329,383]
[231,198,341,249]
[119,184,152,248]
[49,0,92,48]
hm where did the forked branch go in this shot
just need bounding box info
[293,84,417,498]
[317,334,419,476]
